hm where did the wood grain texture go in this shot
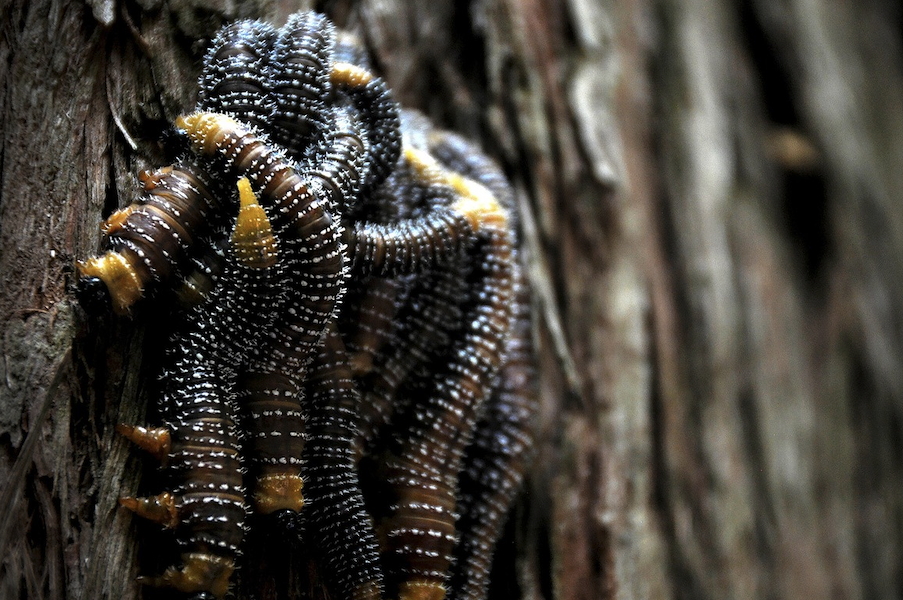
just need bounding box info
[2,0,902,599]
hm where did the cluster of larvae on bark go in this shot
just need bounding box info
[77,11,536,600]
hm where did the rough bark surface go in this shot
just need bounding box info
[1,0,902,599]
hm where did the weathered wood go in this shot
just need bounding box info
[2,0,902,599]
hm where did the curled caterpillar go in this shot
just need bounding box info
[303,322,384,600]
[373,149,515,600]
[424,124,537,600]
[270,12,335,156]
[77,162,229,314]
[198,19,277,133]
[80,12,535,600]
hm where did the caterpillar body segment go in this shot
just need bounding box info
[342,276,402,378]
[448,264,536,600]
[347,148,473,278]
[271,11,335,156]
[331,61,401,192]
[198,19,278,133]
[356,264,469,454]
[374,158,515,599]
[173,231,230,307]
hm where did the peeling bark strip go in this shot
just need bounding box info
[3,1,903,600]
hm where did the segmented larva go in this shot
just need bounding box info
[331,61,401,192]
[77,162,229,314]
[345,150,473,449]
[198,19,277,133]
[449,265,535,600]
[302,103,372,216]
[172,232,230,307]
[118,178,280,598]
[346,150,473,278]
[340,163,425,384]
[349,152,473,446]
[423,125,537,600]
[302,322,384,600]
[355,263,468,455]
[198,12,337,163]
[270,12,335,157]
[175,109,362,516]
[372,149,515,600]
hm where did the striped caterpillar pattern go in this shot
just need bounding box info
[77,11,535,600]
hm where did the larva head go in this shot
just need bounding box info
[76,253,143,315]
[74,274,112,315]
[331,61,373,88]
[176,112,241,157]
[230,177,278,269]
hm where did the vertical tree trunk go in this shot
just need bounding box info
[1,0,901,599]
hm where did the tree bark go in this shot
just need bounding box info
[2,0,902,599]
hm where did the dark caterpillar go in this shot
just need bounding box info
[175,109,358,516]
[346,148,474,278]
[448,265,535,600]
[77,162,230,314]
[339,147,427,384]
[198,19,277,134]
[424,125,537,600]
[350,147,515,600]
[332,113,524,600]
[349,151,473,449]
[270,12,335,157]
[331,61,401,192]
[302,322,384,600]
[119,177,279,598]
[197,11,400,185]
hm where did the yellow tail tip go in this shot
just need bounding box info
[116,423,171,461]
[119,492,179,528]
[237,176,256,208]
[230,177,278,268]
[137,553,234,599]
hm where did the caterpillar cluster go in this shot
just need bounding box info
[78,12,536,600]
